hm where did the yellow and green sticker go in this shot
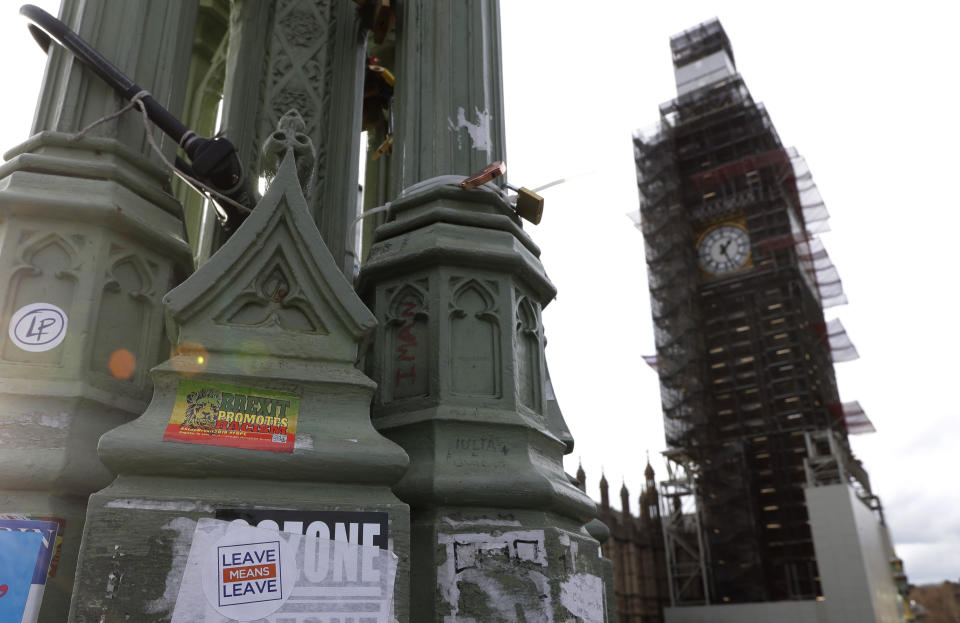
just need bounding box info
[163,380,299,453]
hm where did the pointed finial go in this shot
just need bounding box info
[261,109,316,197]
[599,469,609,507]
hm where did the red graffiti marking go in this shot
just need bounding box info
[396,365,417,384]
[396,300,417,384]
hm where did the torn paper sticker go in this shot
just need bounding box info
[172,518,397,622]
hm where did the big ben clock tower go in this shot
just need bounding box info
[634,19,890,612]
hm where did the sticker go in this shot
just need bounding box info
[216,509,389,550]
[172,519,397,623]
[0,516,65,579]
[200,523,296,620]
[163,380,299,453]
[0,519,60,623]
[7,303,67,353]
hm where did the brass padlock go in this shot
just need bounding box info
[373,133,393,160]
[460,161,544,225]
[506,184,544,225]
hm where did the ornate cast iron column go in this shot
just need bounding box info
[357,2,611,619]
[0,2,196,619]
[219,0,367,274]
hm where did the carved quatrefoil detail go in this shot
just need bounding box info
[218,256,328,335]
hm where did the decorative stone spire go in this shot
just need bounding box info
[261,109,316,197]
[69,151,410,621]
[576,460,587,492]
[621,480,631,517]
[220,0,368,273]
[600,472,610,508]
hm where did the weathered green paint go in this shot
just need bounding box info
[174,0,230,264]
[587,518,619,623]
[390,0,507,193]
[0,2,197,620]
[220,0,367,274]
[356,1,611,616]
[358,179,610,621]
[69,150,410,621]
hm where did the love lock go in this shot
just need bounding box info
[459,161,544,225]
[504,184,543,225]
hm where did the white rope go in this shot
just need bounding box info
[351,202,391,226]
[70,90,251,216]
[68,91,148,141]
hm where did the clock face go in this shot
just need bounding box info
[698,224,750,275]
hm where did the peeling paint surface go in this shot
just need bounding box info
[171,518,397,622]
[442,516,522,529]
[294,433,314,450]
[438,529,555,622]
[448,106,493,153]
[0,411,69,448]
[39,412,70,428]
[145,517,196,614]
[560,573,604,623]
[105,499,215,513]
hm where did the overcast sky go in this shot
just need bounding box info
[1,0,957,586]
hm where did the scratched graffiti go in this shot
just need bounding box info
[395,300,417,386]
[445,437,509,471]
[387,287,428,400]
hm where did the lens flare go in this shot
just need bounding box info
[170,342,209,376]
[108,348,136,380]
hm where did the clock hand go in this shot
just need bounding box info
[720,241,733,260]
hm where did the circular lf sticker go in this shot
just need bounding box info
[7,303,68,352]
[202,522,297,621]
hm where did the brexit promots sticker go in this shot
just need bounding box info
[201,523,296,621]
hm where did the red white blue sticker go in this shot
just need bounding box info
[7,303,68,353]
[200,523,296,621]
[172,518,398,622]
[0,519,60,623]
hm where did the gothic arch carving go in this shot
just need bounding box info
[2,231,81,364]
[92,250,158,385]
[13,231,81,281]
[449,278,501,397]
[103,252,154,300]
[385,281,429,400]
[515,295,543,413]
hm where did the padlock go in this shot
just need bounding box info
[354,0,396,44]
[372,0,396,44]
[460,161,544,225]
[459,161,506,189]
[506,184,544,225]
[373,133,393,160]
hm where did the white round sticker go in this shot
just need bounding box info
[7,303,68,352]
[201,522,298,621]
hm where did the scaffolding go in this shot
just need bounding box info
[659,451,710,607]
[635,18,869,605]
